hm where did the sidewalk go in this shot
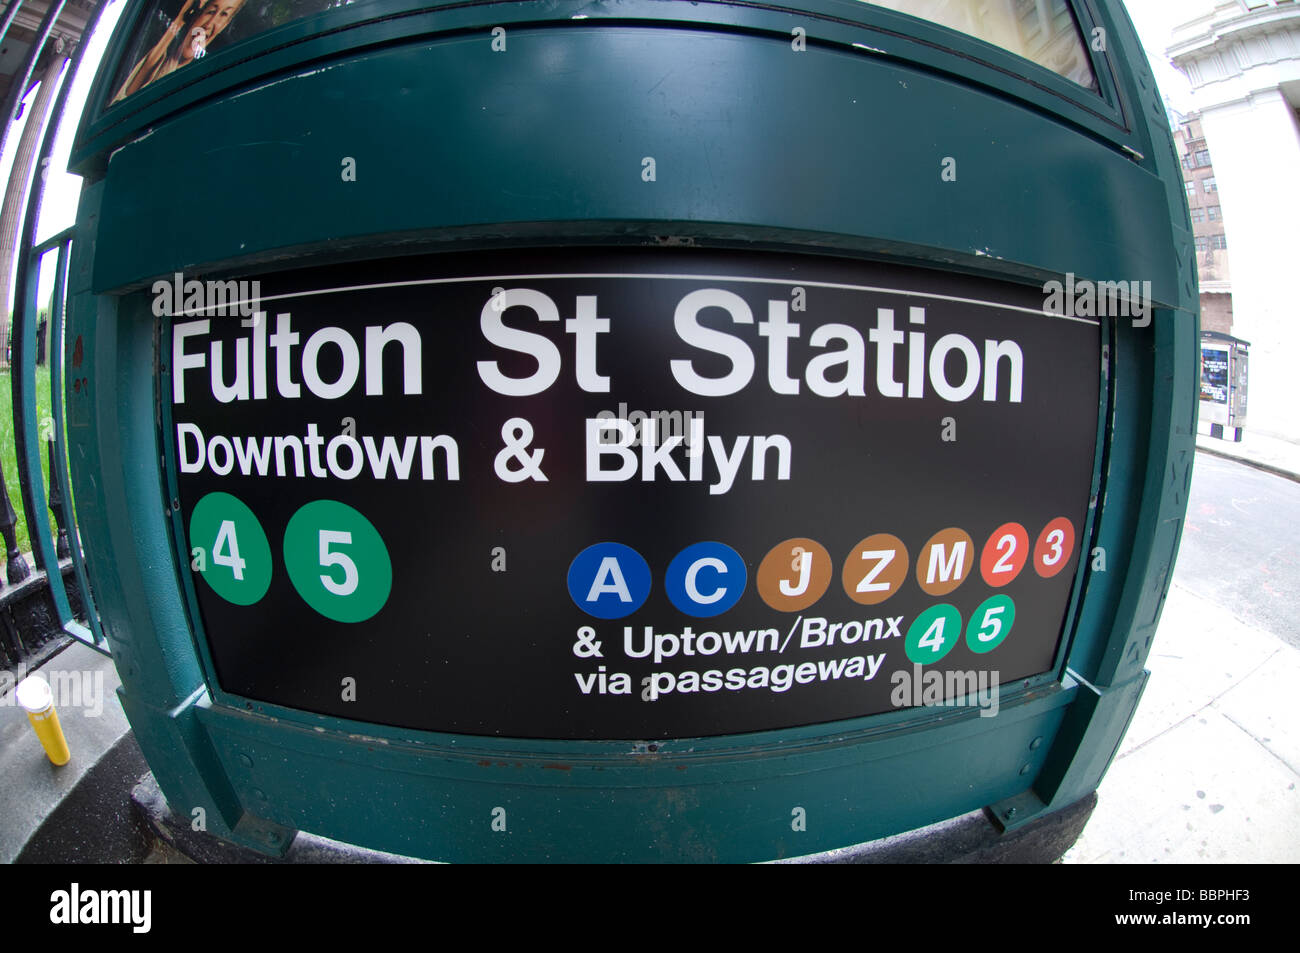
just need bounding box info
[1195,426,1300,483]
[1058,425,1300,862]
[0,640,130,863]
[1062,579,1300,863]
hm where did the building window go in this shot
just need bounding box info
[1191,208,1205,223]
[1186,181,1197,197]
[1195,149,1211,167]
[1204,177,1217,193]
[861,0,1097,89]
[1207,205,1221,221]
[1211,234,1228,250]
[1195,237,1208,253]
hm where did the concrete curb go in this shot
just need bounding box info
[1195,444,1300,485]
[14,732,153,863]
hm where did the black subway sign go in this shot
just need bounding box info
[164,249,1099,739]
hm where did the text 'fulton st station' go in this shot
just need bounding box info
[171,286,1032,491]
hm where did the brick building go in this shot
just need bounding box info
[1171,110,1234,334]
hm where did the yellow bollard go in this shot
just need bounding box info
[16,675,71,766]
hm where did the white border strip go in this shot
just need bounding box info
[180,272,1101,326]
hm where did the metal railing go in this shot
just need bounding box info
[0,228,105,668]
[0,0,112,671]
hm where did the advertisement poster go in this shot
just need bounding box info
[1201,346,1229,404]
[110,0,348,103]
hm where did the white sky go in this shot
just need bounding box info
[0,0,1210,307]
[1120,0,1211,114]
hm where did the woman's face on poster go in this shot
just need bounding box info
[178,0,245,64]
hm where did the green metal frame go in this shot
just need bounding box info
[61,0,1198,861]
[13,234,102,649]
[8,0,116,658]
[19,231,110,654]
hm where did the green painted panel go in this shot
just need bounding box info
[94,24,1177,303]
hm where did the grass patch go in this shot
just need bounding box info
[0,365,56,558]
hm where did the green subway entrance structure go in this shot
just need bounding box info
[49,0,1197,861]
